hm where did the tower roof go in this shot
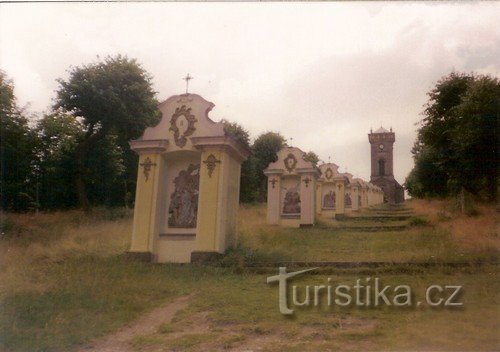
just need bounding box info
[374,126,390,133]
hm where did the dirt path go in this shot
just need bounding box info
[76,296,190,352]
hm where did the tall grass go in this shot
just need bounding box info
[408,199,499,258]
[0,203,498,351]
[0,209,132,297]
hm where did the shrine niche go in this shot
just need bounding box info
[345,193,352,208]
[168,163,199,228]
[128,93,249,263]
[283,183,301,214]
[264,147,319,227]
[323,190,335,209]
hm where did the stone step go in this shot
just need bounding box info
[366,208,413,213]
[341,215,412,221]
[318,225,409,232]
[246,261,497,269]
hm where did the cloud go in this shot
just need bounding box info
[0,1,498,184]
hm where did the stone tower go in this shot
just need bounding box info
[368,126,404,204]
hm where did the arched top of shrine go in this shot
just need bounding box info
[264,146,318,176]
[130,93,249,160]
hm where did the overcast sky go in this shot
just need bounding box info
[1,2,499,183]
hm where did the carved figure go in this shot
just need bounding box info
[323,190,336,208]
[283,185,301,214]
[345,193,352,206]
[168,164,200,228]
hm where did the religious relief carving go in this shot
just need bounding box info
[140,157,156,182]
[345,193,352,207]
[282,184,301,214]
[169,105,198,148]
[168,164,200,228]
[284,153,297,173]
[325,168,333,180]
[203,154,221,177]
[323,191,335,209]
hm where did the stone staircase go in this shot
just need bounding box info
[320,203,416,232]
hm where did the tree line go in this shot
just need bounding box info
[2,56,497,212]
[405,72,499,203]
[0,55,319,212]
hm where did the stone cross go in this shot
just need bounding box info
[183,73,193,94]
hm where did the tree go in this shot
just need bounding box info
[33,112,83,209]
[221,119,256,202]
[404,146,448,198]
[54,55,160,210]
[304,151,320,166]
[0,71,37,211]
[252,131,286,201]
[449,76,499,200]
[406,72,499,203]
[221,119,250,147]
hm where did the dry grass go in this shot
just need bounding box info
[408,199,499,256]
[0,209,131,296]
[0,204,499,351]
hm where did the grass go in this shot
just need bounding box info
[0,200,498,351]
[236,202,498,263]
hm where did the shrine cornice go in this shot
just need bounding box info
[129,139,169,154]
[191,136,250,162]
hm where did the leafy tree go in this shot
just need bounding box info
[252,131,286,201]
[222,119,250,147]
[449,76,499,200]
[407,72,499,203]
[54,55,160,209]
[85,134,126,206]
[304,151,320,166]
[404,146,448,198]
[0,71,37,211]
[33,112,83,209]
[221,119,256,202]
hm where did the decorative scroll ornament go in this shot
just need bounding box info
[140,157,156,182]
[302,177,311,188]
[169,105,198,148]
[269,178,278,189]
[203,154,221,177]
[284,153,297,173]
[325,168,333,180]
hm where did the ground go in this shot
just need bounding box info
[0,200,498,351]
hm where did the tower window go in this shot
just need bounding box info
[379,159,385,176]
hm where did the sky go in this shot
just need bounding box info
[1,1,499,183]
